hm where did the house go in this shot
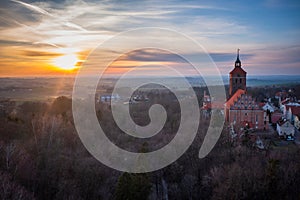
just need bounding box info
[275,91,288,100]
[271,110,283,125]
[262,102,275,113]
[281,102,300,116]
[285,104,300,124]
[201,90,211,118]
[295,114,300,130]
[279,98,290,110]
[262,102,275,123]
[276,118,295,138]
[99,93,120,103]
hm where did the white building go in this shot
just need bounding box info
[262,102,275,113]
[276,119,295,138]
[295,114,300,130]
[99,93,120,103]
[283,102,300,116]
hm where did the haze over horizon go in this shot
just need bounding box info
[0,0,299,77]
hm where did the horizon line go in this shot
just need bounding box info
[1,74,300,79]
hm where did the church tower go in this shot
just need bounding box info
[229,49,247,97]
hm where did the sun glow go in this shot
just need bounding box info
[53,54,79,70]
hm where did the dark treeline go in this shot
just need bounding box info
[0,85,300,199]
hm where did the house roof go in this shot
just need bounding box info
[259,102,266,107]
[202,102,211,110]
[271,112,282,124]
[275,91,288,97]
[277,118,292,126]
[262,102,275,111]
[225,89,262,110]
[286,102,300,107]
[287,105,300,116]
[281,98,290,105]
[273,110,282,114]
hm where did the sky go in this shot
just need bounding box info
[0,0,299,77]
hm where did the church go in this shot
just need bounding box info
[225,49,267,130]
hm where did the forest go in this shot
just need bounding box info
[1,85,300,200]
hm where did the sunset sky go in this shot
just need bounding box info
[0,0,299,77]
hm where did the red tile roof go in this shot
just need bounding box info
[271,111,282,124]
[275,91,288,97]
[281,98,290,105]
[225,89,246,107]
[287,105,300,116]
[225,89,262,110]
[230,67,247,75]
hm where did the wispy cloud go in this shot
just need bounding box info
[0,0,299,76]
[11,0,87,31]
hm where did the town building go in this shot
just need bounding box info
[271,110,283,125]
[229,49,247,97]
[225,50,267,131]
[262,102,275,113]
[98,93,120,103]
[276,118,295,138]
[201,90,211,118]
[284,103,300,124]
[294,114,300,130]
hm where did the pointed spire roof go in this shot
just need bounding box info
[230,49,246,75]
[235,48,241,67]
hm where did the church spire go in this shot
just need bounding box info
[235,48,241,67]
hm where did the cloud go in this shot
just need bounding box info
[20,50,62,57]
[0,0,299,76]
[120,49,186,63]
[210,52,255,62]
[216,45,300,75]
[245,45,300,65]
[0,0,248,49]
[11,0,51,16]
[115,48,257,66]
[0,39,33,46]
[11,0,87,31]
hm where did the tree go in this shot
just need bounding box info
[115,172,152,200]
[265,159,280,198]
[51,96,71,115]
[0,171,35,200]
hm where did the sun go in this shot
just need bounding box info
[53,54,79,70]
